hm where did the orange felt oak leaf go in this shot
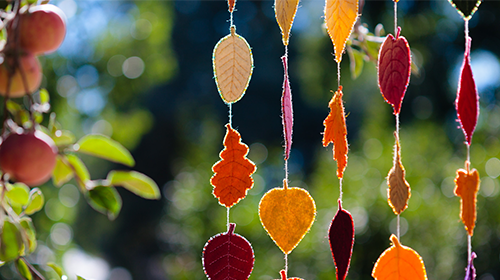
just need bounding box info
[259,180,316,254]
[323,86,348,179]
[454,164,480,236]
[274,270,304,280]
[372,234,428,280]
[211,124,256,208]
[387,134,411,215]
[325,0,358,62]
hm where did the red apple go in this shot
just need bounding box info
[0,53,42,97]
[10,4,67,55]
[0,130,58,186]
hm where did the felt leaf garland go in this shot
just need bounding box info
[213,26,254,104]
[322,87,348,179]
[228,0,236,13]
[387,136,411,215]
[372,234,428,280]
[456,40,479,146]
[454,166,480,236]
[448,0,482,20]
[275,0,300,46]
[377,29,411,115]
[282,56,293,160]
[329,200,354,280]
[202,223,255,280]
[324,0,358,62]
[274,270,304,280]
[211,124,256,208]
[259,181,316,254]
[465,252,477,280]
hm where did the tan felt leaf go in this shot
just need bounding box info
[259,181,316,254]
[325,0,358,63]
[275,0,300,46]
[387,137,411,215]
[454,166,480,236]
[213,27,254,103]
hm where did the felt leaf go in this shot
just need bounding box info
[275,0,300,45]
[329,200,354,280]
[202,223,254,280]
[281,56,293,160]
[377,29,411,115]
[387,137,411,215]
[448,0,481,20]
[454,166,480,236]
[465,252,477,280]
[325,0,358,62]
[213,27,253,104]
[456,39,479,146]
[228,0,236,13]
[372,234,428,280]
[274,270,304,280]
[212,124,256,208]
[322,87,348,179]
[259,180,316,254]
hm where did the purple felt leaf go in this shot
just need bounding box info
[377,28,411,115]
[281,55,293,160]
[456,37,479,146]
[329,200,355,280]
[465,252,477,280]
[202,223,254,280]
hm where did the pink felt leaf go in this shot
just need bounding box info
[456,38,479,146]
[202,223,254,280]
[329,200,355,280]
[281,55,293,160]
[377,28,411,115]
[465,252,477,280]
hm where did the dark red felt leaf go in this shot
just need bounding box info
[329,200,355,280]
[203,223,254,280]
[377,28,411,115]
[456,38,479,146]
[282,55,293,160]
[465,252,477,280]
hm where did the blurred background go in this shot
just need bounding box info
[1,0,500,279]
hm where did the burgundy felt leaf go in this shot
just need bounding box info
[377,28,411,115]
[329,200,355,280]
[465,252,477,280]
[202,223,254,280]
[282,55,293,160]
[456,38,479,146]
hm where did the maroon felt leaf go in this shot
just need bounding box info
[465,252,477,280]
[377,28,411,115]
[329,200,355,280]
[456,37,479,146]
[202,223,254,280]
[282,55,293,160]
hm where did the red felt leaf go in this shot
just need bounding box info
[377,28,411,115]
[282,55,293,160]
[203,223,254,280]
[274,270,304,280]
[329,200,355,280]
[456,38,479,146]
[228,0,235,13]
[465,252,477,280]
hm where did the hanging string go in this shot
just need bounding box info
[285,45,289,59]
[337,62,341,89]
[397,214,401,240]
[394,0,398,36]
[339,178,343,202]
[284,254,288,276]
[464,19,469,43]
[227,207,230,230]
[228,103,233,126]
[467,235,472,263]
[395,113,400,138]
[229,10,234,28]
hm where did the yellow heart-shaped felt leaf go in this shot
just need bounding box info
[259,181,316,254]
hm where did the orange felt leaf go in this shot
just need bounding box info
[322,87,348,179]
[372,234,428,280]
[274,270,304,280]
[454,166,480,236]
[259,180,316,254]
[275,0,300,46]
[211,124,256,208]
[325,0,358,62]
[387,136,411,215]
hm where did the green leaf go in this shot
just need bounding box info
[107,171,160,200]
[24,188,44,215]
[19,218,37,254]
[6,183,30,206]
[6,100,22,115]
[348,47,364,80]
[76,135,135,167]
[47,262,65,278]
[53,130,76,147]
[87,186,122,220]
[66,154,90,190]
[0,220,22,262]
[16,258,32,280]
[39,88,50,104]
[52,155,74,187]
[77,276,87,280]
